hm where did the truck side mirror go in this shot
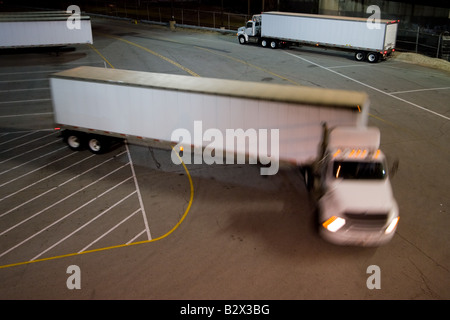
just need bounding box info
[390,159,399,178]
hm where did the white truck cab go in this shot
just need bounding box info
[315,127,400,246]
[237,15,262,45]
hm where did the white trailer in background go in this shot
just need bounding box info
[49,66,399,246]
[0,12,93,48]
[238,11,399,63]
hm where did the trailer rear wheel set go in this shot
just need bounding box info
[63,130,121,154]
[355,51,380,63]
[240,37,381,63]
[260,39,278,49]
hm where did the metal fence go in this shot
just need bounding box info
[397,28,450,61]
[84,2,249,31]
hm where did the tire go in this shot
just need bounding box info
[87,135,110,154]
[301,166,314,191]
[355,51,365,61]
[261,39,268,48]
[367,52,379,63]
[269,40,277,49]
[238,36,246,45]
[64,131,84,151]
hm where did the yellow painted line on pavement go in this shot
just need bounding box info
[195,46,301,86]
[106,34,200,77]
[88,44,115,69]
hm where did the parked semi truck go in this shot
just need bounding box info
[50,66,399,246]
[0,11,93,48]
[237,11,398,63]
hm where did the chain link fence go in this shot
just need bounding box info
[79,1,249,31]
[397,27,450,61]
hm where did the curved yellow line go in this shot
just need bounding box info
[0,148,194,269]
[150,148,194,242]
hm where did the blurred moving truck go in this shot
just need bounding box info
[238,11,398,63]
[50,66,399,246]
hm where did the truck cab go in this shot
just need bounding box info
[315,127,400,246]
[237,14,261,44]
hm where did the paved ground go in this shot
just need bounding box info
[0,17,449,300]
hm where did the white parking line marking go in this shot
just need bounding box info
[0,78,47,83]
[0,131,57,155]
[0,129,53,135]
[390,86,450,95]
[0,146,67,178]
[285,51,450,121]
[0,152,127,219]
[126,142,151,240]
[328,64,373,69]
[0,112,53,118]
[0,174,132,259]
[0,70,61,76]
[127,229,146,244]
[0,99,51,105]
[0,139,60,165]
[0,87,49,93]
[78,208,141,253]
[0,131,38,146]
[0,152,79,193]
[31,190,137,261]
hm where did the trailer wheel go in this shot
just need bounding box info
[367,52,379,63]
[269,40,278,49]
[355,51,365,61]
[261,39,268,48]
[87,135,109,154]
[64,131,84,151]
[238,36,246,45]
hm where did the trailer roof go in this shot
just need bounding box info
[51,66,368,110]
[263,11,398,24]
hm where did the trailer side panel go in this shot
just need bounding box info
[50,67,369,165]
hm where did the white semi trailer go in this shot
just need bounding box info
[237,11,398,63]
[50,66,399,246]
[0,12,93,48]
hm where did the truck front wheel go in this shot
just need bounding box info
[238,36,246,45]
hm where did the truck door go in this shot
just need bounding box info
[245,21,255,36]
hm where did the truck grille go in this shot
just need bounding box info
[344,213,388,229]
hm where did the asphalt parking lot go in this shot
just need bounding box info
[0,17,449,300]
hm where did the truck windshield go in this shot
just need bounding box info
[333,161,386,180]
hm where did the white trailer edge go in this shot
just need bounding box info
[50,66,399,246]
[238,11,399,63]
[0,12,93,48]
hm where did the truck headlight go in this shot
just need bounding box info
[322,216,346,232]
[385,216,399,234]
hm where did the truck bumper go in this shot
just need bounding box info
[319,224,397,247]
